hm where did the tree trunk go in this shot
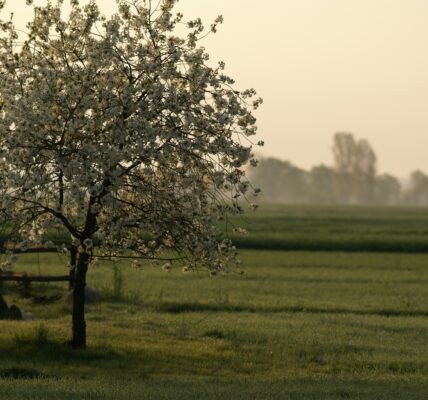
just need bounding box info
[0,294,8,317]
[71,251,89,349]
[69,245,77,290]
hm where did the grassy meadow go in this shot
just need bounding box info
[227,204,428,252]
[0,204,428,399]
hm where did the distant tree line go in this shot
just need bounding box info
[249,133,428,205]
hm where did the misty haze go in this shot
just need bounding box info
[249,132,428,206]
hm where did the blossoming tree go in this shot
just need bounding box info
[0,0,261,348]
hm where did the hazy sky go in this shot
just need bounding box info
[4,0,428,176]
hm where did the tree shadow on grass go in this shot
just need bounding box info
[153,301,428,317]
[0,338,148,381]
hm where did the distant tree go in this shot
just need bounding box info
[0,0,261,348]
[332,133,377,204]
[403,170,428,205]
[308,164,336,204]
[374,174,401,205]
[248,158,308,203]
[332,132,357,203]
[248,157,287,202]
[354,138,377,203]
[332,133,357,175]
[279,161,308,203]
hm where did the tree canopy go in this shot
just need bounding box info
[0,0,262,347]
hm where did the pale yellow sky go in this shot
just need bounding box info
[4,0,428,176]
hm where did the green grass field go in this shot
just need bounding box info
[0,205,428,399]
[227,204,428,252]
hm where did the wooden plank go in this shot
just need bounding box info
[0,247,59,254]
[0,274,72,282]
